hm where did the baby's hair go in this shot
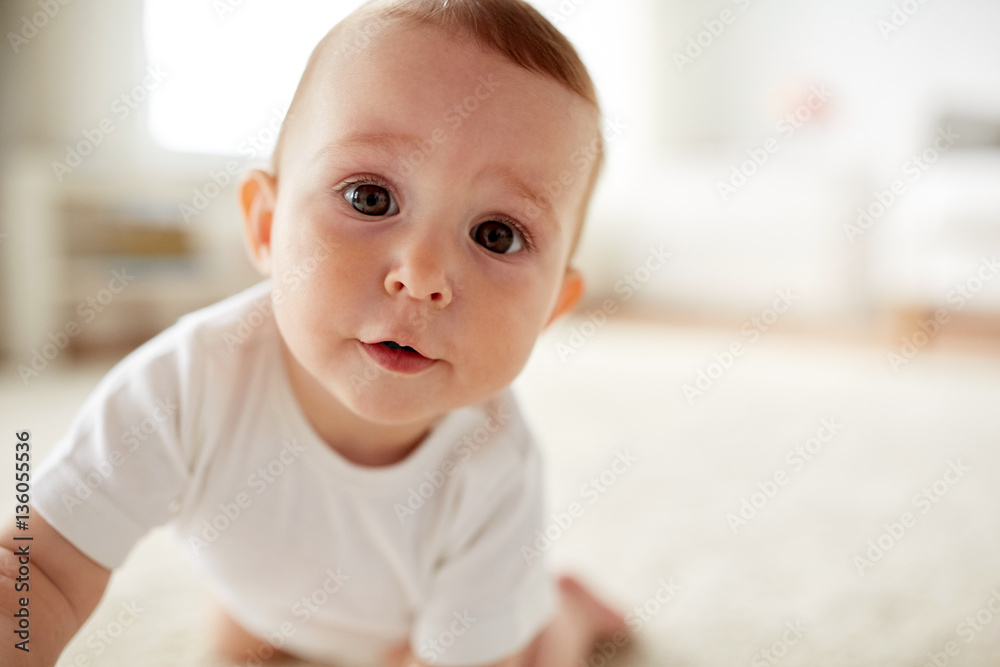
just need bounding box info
[368,0,600,108]
[273,0,604,254]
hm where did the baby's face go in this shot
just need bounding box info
[252,24,598,426]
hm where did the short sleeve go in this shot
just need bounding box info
[411,443,557,666]
[32,330,194,570]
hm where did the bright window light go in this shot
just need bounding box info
[142,0,634,159]
[143,0,358,156]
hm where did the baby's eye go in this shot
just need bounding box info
[471,220,523,254]
[344,183,398,216]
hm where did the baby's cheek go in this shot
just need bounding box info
[483,321,537,378]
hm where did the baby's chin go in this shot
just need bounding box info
[333,375,455,426]
[332,367,515,430]
[340,388,448,426]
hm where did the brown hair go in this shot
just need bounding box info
[274,0,603,254]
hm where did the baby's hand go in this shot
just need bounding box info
[0,508,111,667]
[384,641,414,667]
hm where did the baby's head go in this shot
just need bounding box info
[241,0,604,427]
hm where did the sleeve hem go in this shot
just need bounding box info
[33,466,147,570]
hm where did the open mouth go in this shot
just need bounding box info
[379,340,420,355]
[359,339,436,374]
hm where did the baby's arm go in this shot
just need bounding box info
[387,574,628,667]
[0,508,110,667]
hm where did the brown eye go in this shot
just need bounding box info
[346,183,396,216]
[471,220,523,254]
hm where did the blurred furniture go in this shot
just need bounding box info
[1,149,248,360]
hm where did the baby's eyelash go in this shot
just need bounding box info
[332,174,393,197]
[487,214,535,253]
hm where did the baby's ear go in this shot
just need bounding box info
[546,267,585,326]
[239,169,279,276]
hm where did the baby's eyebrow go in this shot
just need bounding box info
[476,164,557,227]
[316,130,423,162]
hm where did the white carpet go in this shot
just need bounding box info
[3,318,1000,666]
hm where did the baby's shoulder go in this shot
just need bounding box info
[177,280,278,357]
[87,281,278,425]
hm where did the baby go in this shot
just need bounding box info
[1,1,628,665]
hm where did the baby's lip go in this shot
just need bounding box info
[357,338,438,375]
[360,336,433,360]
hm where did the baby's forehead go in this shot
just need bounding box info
[281,21,600,170]
[308,20,530,104]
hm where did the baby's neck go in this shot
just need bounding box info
[279,342,436,467]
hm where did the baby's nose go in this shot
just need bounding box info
[383,242,454,308]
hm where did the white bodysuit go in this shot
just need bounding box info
[34,281,556,666]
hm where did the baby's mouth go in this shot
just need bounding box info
[379,340,420,355]
[359,339,436,374]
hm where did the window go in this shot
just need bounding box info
[144,0,357,155]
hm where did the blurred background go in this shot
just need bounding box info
[1,0,1000,353]
[2,1,1000,666]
